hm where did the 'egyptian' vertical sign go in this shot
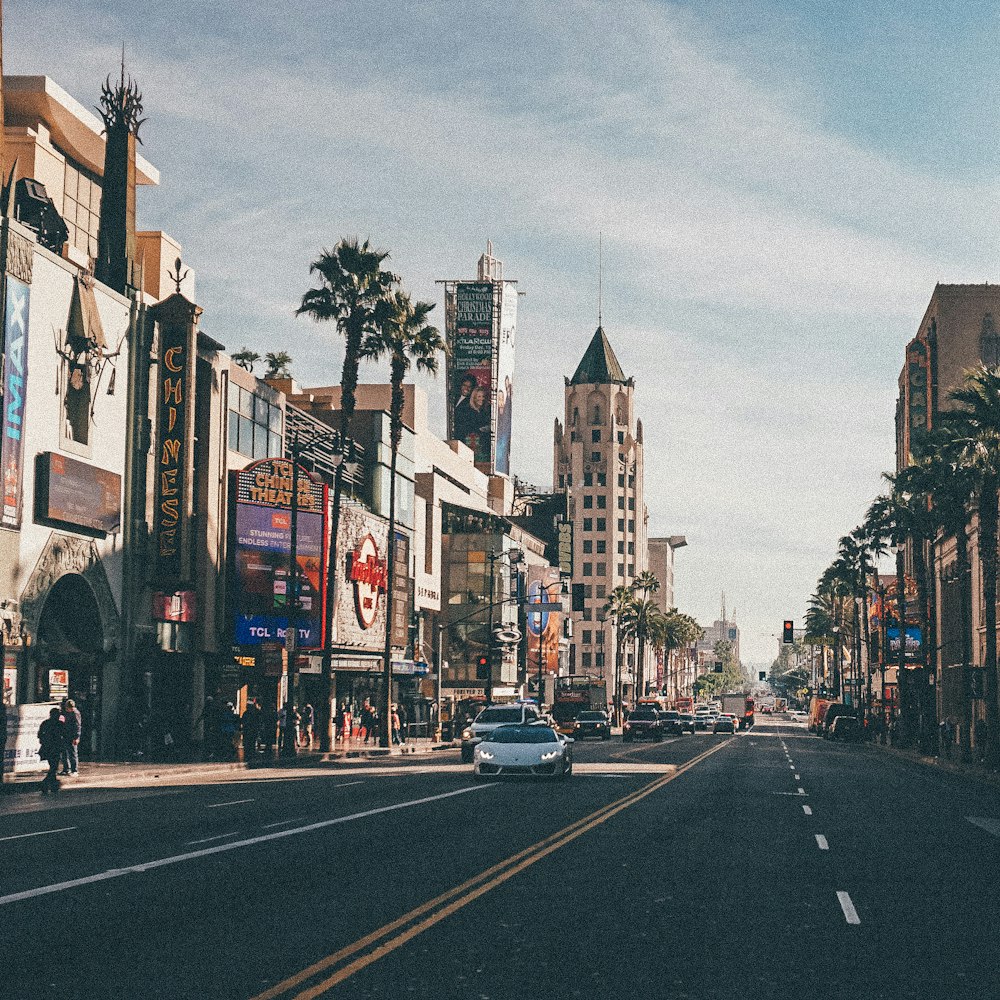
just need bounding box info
[1,276,30,528]
[150,294,200,582]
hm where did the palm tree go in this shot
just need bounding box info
[630,597,664,702]
[231,348,260,373]
[264,351,293,379]
[603,585,636,725]
[297,237,399,750]
[631,572,660,696]
[362,291,444,746]
[943,366,1000,762]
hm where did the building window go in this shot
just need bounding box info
[628,520,635,532]
[618,474,625,488]
[618,563,625,577]
[628,498,635,510]
[582,652,592,668]
[597,495,606,509]
[583,562,593,576]
[596,585,607,599]
[596,540,606,554]
[628,542,634,555]
[597,472,606,486]
[558,474,565,488]
[583,540,593,554]
[617,431,624,444]
[596,518,606,531]
[618,518,625,532]
[583,630,592,645]
[583,608,593,621]
[583,518,593,531]
[228,383,283,460]
[584,472,593,486]
[617,497,625,510]
[595,652,605,669]
[63,159,102,259]
[591,429,601,443]
[597,631,606,645]
[567,474,573,487]
[618,541,624,554]
[584,495,593,509]
[628,563,635,575]
[628,476,635,488]
[585,585,593,599]
[591,451,601,462]
[596,563,606,576]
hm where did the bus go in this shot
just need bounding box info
[552,679,607,735]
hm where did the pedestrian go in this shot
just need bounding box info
[300,703,314,748]
[261,702,277,755]
[219,702,239,759]
[241,699,261,756]
[360,699,374,744]
[391,704,402,745]
[368,706,379,745]
[59,697,82,776]
[37,707,65,795]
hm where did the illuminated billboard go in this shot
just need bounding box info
[232,459,326,647]
[448,282,494,466]
[525,565,562,676]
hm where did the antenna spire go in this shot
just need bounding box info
[120,42,126,89]
[598,231,603,328]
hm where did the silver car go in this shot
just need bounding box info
[473,724,574,779]
[461,704,540,762]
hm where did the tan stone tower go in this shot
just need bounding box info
[554,325,648,700]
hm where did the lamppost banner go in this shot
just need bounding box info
[1,276,29,528]
[448,282,494,467]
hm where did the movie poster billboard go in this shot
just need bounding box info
[334,504,390,650]
[448,282,494,467]
[495,282,516,475]
[525,565,562,676]
[233,459,326,648]
[1,276,29,528]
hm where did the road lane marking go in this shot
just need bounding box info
[816,834,829,850]
[967,816,1000,837]
[206,798,255,809]
[262,818,306,829]
[803,805,812,815]
[772,791,807,796]
[186,832,239,845]
[334,782,364,788]
[837,890,861,924]
[797,787,805,795]
[249,739,733,1000]
[794,774,800,780]
[0,826,77,843]
[0,786,489,908]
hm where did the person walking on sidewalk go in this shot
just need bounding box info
[300,703,314,748]
[37,707,65,794]
[391,705,402,745]
[360,700,374,745]
[242,699,262,756]
[59,697,82,776]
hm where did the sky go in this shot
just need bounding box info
[9,0,1000,665]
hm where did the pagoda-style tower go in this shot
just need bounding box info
[95,64,144,294]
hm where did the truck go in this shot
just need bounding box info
[721,691,755,730]
[552,679,607,735]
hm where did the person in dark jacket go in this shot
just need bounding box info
[60,697,82,776]
[38,707,65,794]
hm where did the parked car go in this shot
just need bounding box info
[829,715,861,742]
[820,703,851,739]
[659,710,684,736]
[573,710,611,740]
[623,708,663,742]
[694,711,712,731]
[461,704,541,762]
[473,724,573,779]
[713,716,736,734]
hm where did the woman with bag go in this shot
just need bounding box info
[37,707,65,795]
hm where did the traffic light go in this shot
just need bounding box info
[476,655,489,680]
[782,620,794,644]
[572,583,585,612]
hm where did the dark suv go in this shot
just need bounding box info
[623,708,663,742]
[659,710,684,736]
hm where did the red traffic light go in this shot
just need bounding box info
[782,620,794,644]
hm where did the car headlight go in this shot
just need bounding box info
[462,728,473,740]
[477,750,495,760]
[540,750,561,761]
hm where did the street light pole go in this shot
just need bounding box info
[282,436,300,758]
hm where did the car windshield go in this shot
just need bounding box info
[476,708,523,724]
[630,710,657,720]
[578,712,606,721]
[484,726,558,744]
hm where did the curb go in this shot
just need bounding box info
[873,741,1000,786]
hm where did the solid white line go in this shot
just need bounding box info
[0,785,490,907]
[802,805,812,816]
[837,890,861,924]
[261,817,306,829]
[816,834,829,850]
[206,798,254,809]
[0,826,77,843]
[797,787,805,795]
[967,816,1000,837]
[334,781,365,788]
[186,832,239,846]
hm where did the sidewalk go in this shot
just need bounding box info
[873,739,1000,787]
[2,737,458,792]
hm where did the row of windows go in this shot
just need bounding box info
[63,160,102,259]
[582,540,635,555]
[228,383,284,460]
[582,494,636,511]
[581,630,606,646]
[582,517,636,534]
[581,562,636,577]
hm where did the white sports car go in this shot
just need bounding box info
[473,724,574,779]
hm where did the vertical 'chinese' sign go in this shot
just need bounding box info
[151,295,200,582]
[1,277,30,528]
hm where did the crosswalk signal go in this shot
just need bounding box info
[782,620,794,644]
[476,655,489,680]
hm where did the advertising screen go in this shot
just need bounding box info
[448,282,494,466]
[1,277,29,528]
[525,565,562,676]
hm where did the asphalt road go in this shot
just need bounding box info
[2,718,999,999]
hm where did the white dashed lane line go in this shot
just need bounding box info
[206,798,255,809]
[816,834,829,850]
[967,817,1000,837]
[837,891,861,924]
[0,826,77,843]
[186,832,240,846]
[335,782,365,788]
[797,787,805,795]
[261,818,306,829]
[802,805,812,816]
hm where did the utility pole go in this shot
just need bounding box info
[485,551,497,706]
[281,438,301,757]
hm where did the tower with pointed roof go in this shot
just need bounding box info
[554,324,648,700]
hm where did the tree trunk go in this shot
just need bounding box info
[979,480,1000,764]
[957,525,973,760]
[381,360,404,748]
[320,322,364,752]
[912,536,933,750]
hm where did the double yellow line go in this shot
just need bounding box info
[251,739,730,1000]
